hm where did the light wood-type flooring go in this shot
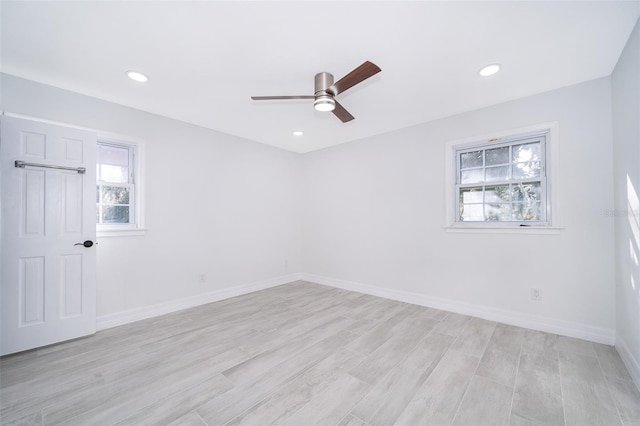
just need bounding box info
[1,281,639,425]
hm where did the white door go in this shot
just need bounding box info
[1,115,97,355]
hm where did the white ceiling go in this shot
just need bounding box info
[2,1,639,153]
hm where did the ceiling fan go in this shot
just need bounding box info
[251,61,381,123]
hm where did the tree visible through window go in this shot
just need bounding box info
[455,133,548,223]
[96,142,135,225]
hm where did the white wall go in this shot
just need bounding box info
[1,74,302,319]
[302,77,616,341]
[612,19,640,387]
[0,72,621,346]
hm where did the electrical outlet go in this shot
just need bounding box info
[199,274,206,283]
[530,288,542,301]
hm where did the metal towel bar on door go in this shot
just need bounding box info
[14,160,86,174]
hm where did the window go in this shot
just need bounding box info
[451,129,553,227]
[96,139,144,235]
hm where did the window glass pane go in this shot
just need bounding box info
[101,186,130,204]
[512,161,541,179]
[460,169,483,184]
[460,203,484,221]
[512,202,541,221]
[511,182,541,202]
[485,146,509,166]
[485,203,511,221]
[99,164,129,183]
[512,142,541,163]
[101,206,130,223]
[98,144,129,167]
[485,186,510,203]
[96,186,100,203]
[485,165,509,182]
[460,150,483,169]
[460,187,483,204]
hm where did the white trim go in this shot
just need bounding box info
[301,273,615,345]
[96,137,146,235]
[616,334,640,392]
[96,273,303,330]
[444,122,561,231]
[444,226,564,235]
[97,228,148,238]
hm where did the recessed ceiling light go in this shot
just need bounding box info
[479,64,501,77]
[292,131,304,136]
[126,71,149,83]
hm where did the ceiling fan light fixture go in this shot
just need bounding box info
[314,95,335,112]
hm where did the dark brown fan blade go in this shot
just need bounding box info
[331,61,381,95]
[251,95,314,100]
[332,100,355,123]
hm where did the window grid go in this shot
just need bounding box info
[455,135,548,224]
[96,142,135,225]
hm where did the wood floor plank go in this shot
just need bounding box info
[450,317,496,357]
[346,304,427,356]
[222,316,354,385]
[606,377,640,425]
[47,358,230,425]
[280,373,370,426]
[511,352,564,426]
[349,316,437,386]
[557,336,597,357]
[351,332,454,425]
[452,375,513,426]
[594,344,633,382]
[394,349,479,425]
[431,312,471,337]
[195,330,356,425]
[166,410,208,426]
[337,414,368,426]
[559,351,622,426]
[476,323,524,387]
[115,373,234,425]
[225,347,363,425]
[521,330,558,356]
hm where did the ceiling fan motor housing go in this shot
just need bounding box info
[314,72,334,95]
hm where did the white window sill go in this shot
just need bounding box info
[444,225,564,235]
[97,228,148,238]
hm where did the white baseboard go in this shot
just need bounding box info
[96,271,616,347]
[96,273,303,331]
[301,273,615,345]
[616,335,640,392]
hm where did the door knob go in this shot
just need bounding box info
[74,240,94,248]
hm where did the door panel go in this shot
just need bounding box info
[19,256,45,326]
[23,169,46,236]
[60,254,83,318]
[1,115,97,355]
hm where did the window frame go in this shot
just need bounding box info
[96,136,146,237]
[444,123,562,234]
[455,135,548,225]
